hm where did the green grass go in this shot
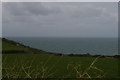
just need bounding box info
[2,40,25,51]
[2,39,119,78]
[2,54,119,78]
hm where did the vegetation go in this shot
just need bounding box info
[2,38,119,78]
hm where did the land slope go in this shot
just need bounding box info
[2,38,47,54]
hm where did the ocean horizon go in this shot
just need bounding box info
[6,37,118,56]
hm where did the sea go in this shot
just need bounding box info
[7,37,118,56]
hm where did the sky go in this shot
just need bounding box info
[2,2,118,38]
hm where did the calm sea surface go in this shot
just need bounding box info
[7,37,118,55]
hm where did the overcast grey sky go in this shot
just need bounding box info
[2,2,118,37]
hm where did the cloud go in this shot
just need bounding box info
[66,5,103,18]
[2,2,61,23]
[2,2,118,37]
[3,3,60,16]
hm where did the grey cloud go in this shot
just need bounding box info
[66,5,103,18]
[24,3,60,16]
[3,3,60,16]
[2,2,61,23]
[3,3,28,16]
[2,2,118,37]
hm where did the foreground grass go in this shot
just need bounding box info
[2,54,119,78]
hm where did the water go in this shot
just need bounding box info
[7,37,118,55]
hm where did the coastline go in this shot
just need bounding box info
[2,38,120,58]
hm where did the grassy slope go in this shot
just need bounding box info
[2,38,46,54]
[2,40,24,51]
[2,38,119,78]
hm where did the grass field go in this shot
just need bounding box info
[2,38,119,78]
